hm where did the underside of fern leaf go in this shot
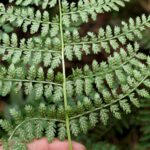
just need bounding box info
[0,0,150,150]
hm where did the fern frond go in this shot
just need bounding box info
[62,0,130,26]
[67,46,150,124]
[0,34,61,66]
[0,104,66,148]
[0,0,150,149]
[9,0,57,8]
[64,15,150,60]
[1,44,149,140]
[0,65,62,100]
[69,42,142,80]
[137,98,150,149]
[0,4,59,36]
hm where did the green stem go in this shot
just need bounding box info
[58,0,73,150]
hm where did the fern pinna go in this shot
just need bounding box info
[0,0,150,149]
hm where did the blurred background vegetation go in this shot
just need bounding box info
[0,0,150,150]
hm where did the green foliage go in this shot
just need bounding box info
[0,0,149,150]
[137,98,150,149]
[88,141,119,150]
[64,14,150,59]
[62,0,130,26]
[9,0,57,8]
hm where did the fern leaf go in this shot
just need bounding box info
[0,1,150,149]
[64,15,150,60]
